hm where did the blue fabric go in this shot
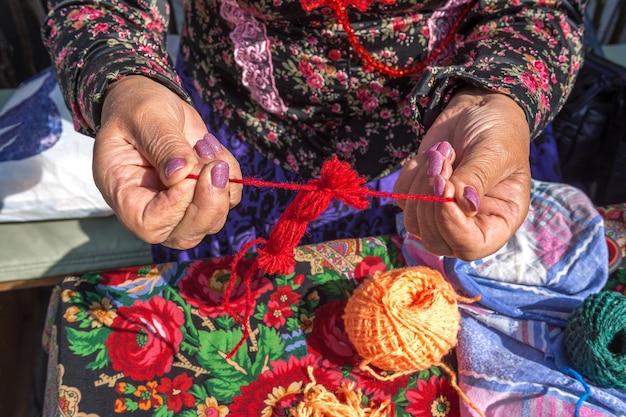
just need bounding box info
[0,68,62,162]
[530,124,562,183]
[400,180,626,416]
[402,180,607,326]
[448,180,607,326]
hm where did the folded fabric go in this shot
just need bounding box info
[400,180,626,416]
[0,67,113,221]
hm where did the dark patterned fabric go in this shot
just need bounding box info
[42,0,586,180]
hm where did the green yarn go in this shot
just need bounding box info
[564,291,626,389]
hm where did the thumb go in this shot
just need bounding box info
[101,75,205,188]
[447,144,510,215]
[146,131,203,187]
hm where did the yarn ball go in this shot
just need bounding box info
[564,290,626,389]
[343,266,462,376]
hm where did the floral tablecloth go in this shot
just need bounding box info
[43,235,461,417]
[41,201,626,417]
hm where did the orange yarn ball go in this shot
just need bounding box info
[343,266,462,377]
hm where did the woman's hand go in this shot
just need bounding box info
[93,75,242,249]
[394,86,532,261]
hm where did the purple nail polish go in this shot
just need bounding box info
[427,150,444,177]
[194,139,216,159]
[434,174,446,196]
[165,158,186,178]
[211,162,229,189]
[435,141,453,159]
[463,186,480,211]
[203,133,223,155]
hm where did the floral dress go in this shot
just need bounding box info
[41,0,586,262]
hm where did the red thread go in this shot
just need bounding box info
[230,177,452,203]
[186,157,454,358]
[300,0,477,78]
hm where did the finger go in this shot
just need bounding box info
[448,144,527,217]
[412,172,464,257]
[419,176,458,256]
[193,133,225,161]
[113,167,199,244]
[143,130,202,188]
[428,178,530,260]
[193,133,243,209]
[162,161,232,249]
[399,159,432,239]
[404,148,460,256]
[395,141,454,236]
[394,156,419,210]
[426,141,456,176]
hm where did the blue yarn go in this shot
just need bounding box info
[561,367,592,417]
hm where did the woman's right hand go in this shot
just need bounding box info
[93,75,242,249]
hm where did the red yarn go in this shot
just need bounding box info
[187,157,454,357]
[299,0,477,78]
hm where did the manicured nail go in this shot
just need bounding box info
[427,150,444,177]
[211,162,229,188]
[165,157,186,178]
[433,141,453,159]
[434,174,446,196]
[463,186,480,211]
[194,139,216,159]
[203,133,223,155]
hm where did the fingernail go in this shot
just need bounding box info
[203,133,223,155]
[194,139,216,159]
[435,141,454,159]
[434,174,445,196]
[463,186,480,211]
[165,158,186,178]
[427,150,444,177]
[211,162,229,188]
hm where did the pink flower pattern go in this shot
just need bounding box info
[44,0,585,180]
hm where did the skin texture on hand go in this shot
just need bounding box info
[394,86,532,261]
[93,75,242,249]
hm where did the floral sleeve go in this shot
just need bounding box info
[412,0,586,139]
[41,0,190,137]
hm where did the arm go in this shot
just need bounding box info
[42,0,189,136]
[41,0,243,249]
[412,0,586,138]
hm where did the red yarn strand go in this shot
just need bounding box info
[334,0,474,78]
[230,177,454,203]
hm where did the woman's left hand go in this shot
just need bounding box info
[394,86,532,261]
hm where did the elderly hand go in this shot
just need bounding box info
[394,86,532,261]
[93,75,242,249]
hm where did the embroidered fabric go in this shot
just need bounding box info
[428,0,474,53]
[220,0,288,114]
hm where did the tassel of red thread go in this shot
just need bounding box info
[255,157,370,275]
[187,156,455,358]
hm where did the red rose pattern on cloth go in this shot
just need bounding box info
[43,235,462,417]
